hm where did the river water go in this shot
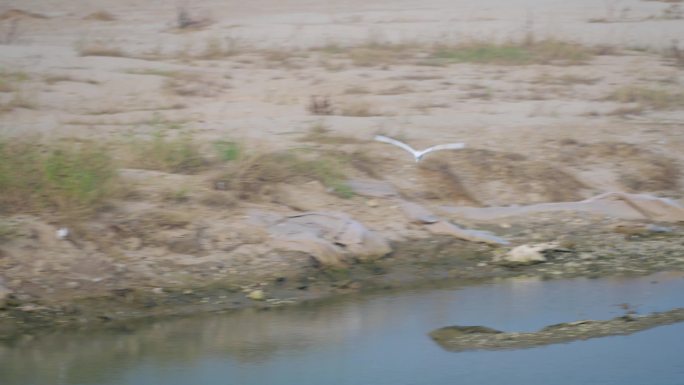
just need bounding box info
[2,273,684,385]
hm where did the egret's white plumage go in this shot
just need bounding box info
[374,135,465,162]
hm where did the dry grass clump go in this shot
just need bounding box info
[43,74,100,85]
[0,9,48,21]
[126,132,207,174]
[124,68,178,77]
[0,138,118,216]
[0,69,28,92]
[621,159,680,192]
[338,101,383,117]
[531,73,600,86]
[316,39,599,67]
[1,88,38,113]
[164,71,228,97]
[557,141,681,192]
[175,5,212,30]
[316,41,418,67]
[606,86,684,110]
[83,11,116,21]
[195,36,241,59]
[217,150,354,200]
[300,122,363,145]
[343,85,371,95]
[308,95,334,115]
[76,40,126,57]
[198,190,238,208]
[660,4,683,19]
[418,159,479,204]
[663,39,684,68]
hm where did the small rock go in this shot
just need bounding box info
[366,199,379,208]
[18,304,41,312]
[56,227,69,240]
[152,287,164,295]
[247,289,265,301]
[66,281,80,289]
[498,243,559,266]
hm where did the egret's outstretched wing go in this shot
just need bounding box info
[374,135,418,157]
[418,143,466,158]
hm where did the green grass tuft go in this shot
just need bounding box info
[128,131,207,174]
[213,140,240,162]
[0,139,118,216]
[431,40,593,65]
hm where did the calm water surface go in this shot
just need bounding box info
[2,273,684,385]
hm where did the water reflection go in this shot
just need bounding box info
[1,273,684,385]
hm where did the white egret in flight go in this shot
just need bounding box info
[374,135,465,162]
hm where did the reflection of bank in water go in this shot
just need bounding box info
[430,307,684,352]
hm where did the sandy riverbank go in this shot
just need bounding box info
[1,0,683,338]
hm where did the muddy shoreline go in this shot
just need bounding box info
[2,218,683,342]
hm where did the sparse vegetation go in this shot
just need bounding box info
[531,73,600,85]
[164,71,228,97]
[196,36,241,59]
[343,85,371,94]
[162,187,191,203]
[308,95,334,115]
[300,122,362,145]
[43,74,100,85]
[0,219,17,241]
[0,69,28,92]
[0,18,20,44]
[175,5,212,30]
[664,39,684,68]
[217,150,354,200]
[83,11,116,21]
[213,140,240,162]
[0,138,118,216]
[316,41,418,67]
[338,101,382,117]
[127,131,207,174]
[430,39,595,65]
[123,68,178,77]
[1,89,37,112]
[606,86,684,110]
[660,4,683,19]
[316,38,600,67]
[76,40,126,57]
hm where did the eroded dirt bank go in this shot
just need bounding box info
[1,204,683,341]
